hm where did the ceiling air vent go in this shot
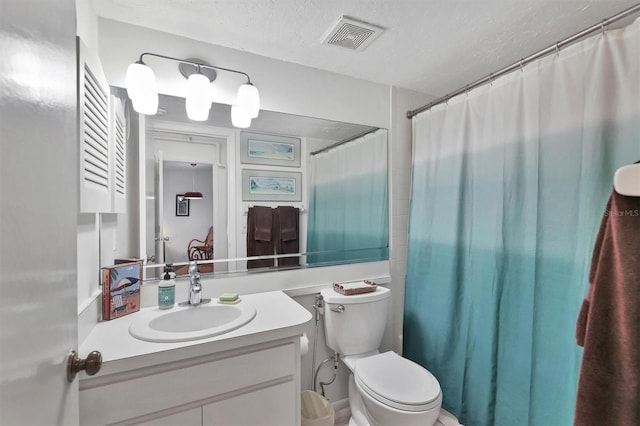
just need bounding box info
[322,16,384,52]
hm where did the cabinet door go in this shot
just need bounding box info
[203,380,297,426]
[132,406,201,426]
[78,37,111,213]
[110,95,126,213]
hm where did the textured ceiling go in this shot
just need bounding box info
[92,0,639,96]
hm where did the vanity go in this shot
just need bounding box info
[79,291,311,425]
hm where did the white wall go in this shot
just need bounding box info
[294,293,349,399]
[387,87,435,354]
[76,0,98,49]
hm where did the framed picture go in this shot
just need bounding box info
[176,195,190,216]
[242,169,302,201]
[240,131,301,168]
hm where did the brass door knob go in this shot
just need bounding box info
[66,350,102,383]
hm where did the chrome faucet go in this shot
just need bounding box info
[188,261,203,305]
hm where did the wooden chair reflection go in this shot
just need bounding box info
[188,226,214,273]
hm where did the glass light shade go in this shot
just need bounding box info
[126,62,158,115]
[131,92,159,115]
[236,83,260,118]
[185,73,212,121]
[231,105,252,128]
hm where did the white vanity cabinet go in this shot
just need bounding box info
[135,407,201,426]
[202,380,296,425]
[79,291,311,426]
[80,339,299,425]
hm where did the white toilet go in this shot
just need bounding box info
[321,286,442,426]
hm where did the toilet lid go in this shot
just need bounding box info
[355,352,441,411]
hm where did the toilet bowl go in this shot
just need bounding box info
[347,351,442,426]
[320,286,443,426]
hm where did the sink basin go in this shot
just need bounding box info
[129,301,257,343]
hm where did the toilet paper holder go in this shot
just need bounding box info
[300,332,309,356]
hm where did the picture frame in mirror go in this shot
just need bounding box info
[242,169,302,202]
[176,194,190,216]
[240,131,301,167]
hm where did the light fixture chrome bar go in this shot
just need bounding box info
[139,52,252,83]
[310,128,379,156]
[407,3,640,119]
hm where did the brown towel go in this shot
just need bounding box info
[253,205,273,242]
[275,206,299,267]
[574,188,640,426]
[247,206,275,269]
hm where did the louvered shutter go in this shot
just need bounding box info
[110,96,126,213]
[78,38,111,212]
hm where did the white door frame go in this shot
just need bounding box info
[138,119,236,274]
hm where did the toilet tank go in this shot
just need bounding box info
[320,286,390,356]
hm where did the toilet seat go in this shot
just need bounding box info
[354,351,441,412]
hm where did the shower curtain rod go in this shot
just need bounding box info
[407,3,640,119]
[310,128,379,156]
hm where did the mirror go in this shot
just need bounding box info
[139,93,388,278]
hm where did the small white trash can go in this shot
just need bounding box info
[301,390,335,426]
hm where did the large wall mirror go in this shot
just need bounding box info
[137,93,388,278]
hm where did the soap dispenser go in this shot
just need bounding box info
[158,264,175,309]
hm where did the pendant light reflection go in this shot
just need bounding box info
[184,163,203,200]
[231,105,252,128]
[185,72,212,121]
[125,62,158,115]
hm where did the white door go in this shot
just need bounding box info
[0,0,80,423]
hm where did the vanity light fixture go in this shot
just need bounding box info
[125,53,260,126]
[183,163,203,200]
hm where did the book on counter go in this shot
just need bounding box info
[114,257,144,267]
[101,261,142,320]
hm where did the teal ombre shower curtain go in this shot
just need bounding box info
[404,19,640,426]
[307,130,388,264]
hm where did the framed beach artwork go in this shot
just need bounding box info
[240,131,301,167]
[242,169,302,201]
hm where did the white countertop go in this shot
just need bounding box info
[79,290,312,382]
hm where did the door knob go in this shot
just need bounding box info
[66,350,102,383]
